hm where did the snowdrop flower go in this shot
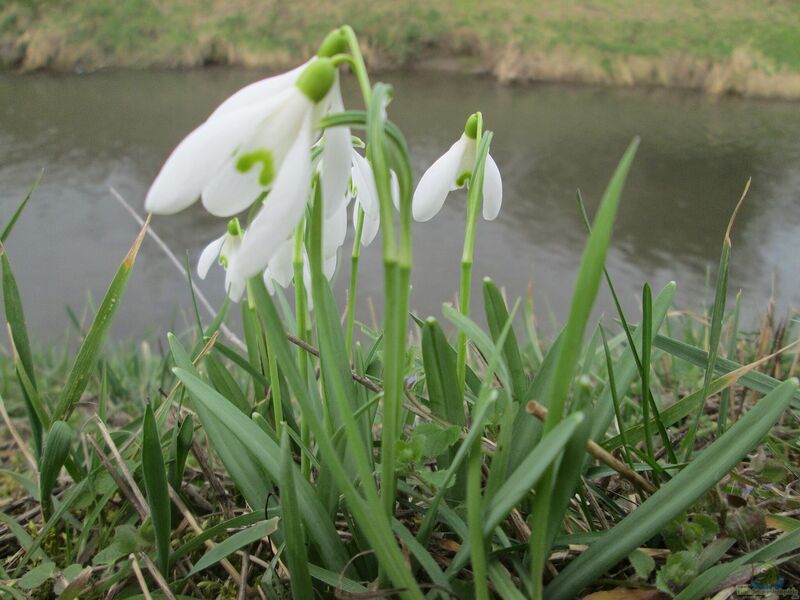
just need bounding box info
[145,28,349,219]
[412,113,502,222]
[197,218,246,301]
[146,59,335,219]
[349,149,399,246]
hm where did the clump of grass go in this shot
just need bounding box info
[1,29,799,599]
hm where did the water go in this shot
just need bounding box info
[1,69,798,344]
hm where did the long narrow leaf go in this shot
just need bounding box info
[531,139,640,594]
[53,218,149,421]
[279,428,313,599]
[142,403,171,576]
[188,518,278,576]
[39,421,73,519]
[1,248,42,458]
[1,169,43,243]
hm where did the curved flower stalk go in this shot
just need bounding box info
[412,113,502,222]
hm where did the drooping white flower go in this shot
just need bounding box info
[197,218,246,301]
[349,149,399,246]
[412,113,502,222]
[145,59,338,222]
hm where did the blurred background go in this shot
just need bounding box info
[0,1,799,342]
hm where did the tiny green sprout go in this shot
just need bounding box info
[236,149,275,186]
[296,58,336,103]
[227,217,242,237]
[318,28,349,58]
[464,112,482,139]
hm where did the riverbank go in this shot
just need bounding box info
[3,1,800,99]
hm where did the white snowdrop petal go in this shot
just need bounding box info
[209,61,309,120]
[262,269,277,296]
[482,153,503,221]
[351,151,380,219]
[323,202,348,258]
[302,257,314,312]
[145,102,271,215]
[412,137,467,222]
[201,88,308,217]
[390,170,400,212]
[323,252,338,280]
[197,235,225,279]
[202,164,266,218]
[320,78,352,217]
[225,269,246,302]
[268,239,295,288]
[360,208,380,247]
[230,115,312,280]
[321,126,352,217]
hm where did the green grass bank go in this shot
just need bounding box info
[3,0,800,98]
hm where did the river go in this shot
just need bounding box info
[1,69,798,343]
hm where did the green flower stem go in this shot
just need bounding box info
[341,25,372,105]
[467,437,489,600]
[457,114,487,393]
[292,218,312,478]
[247,281,284,437]
[340,24,372,361]
[368,84,403,521]
[345,206,365,356]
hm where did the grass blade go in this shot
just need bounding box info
[188,518,278,576]
[483,277,526,400]
[38,421,73,520]
[653,334,800,408]
[1,169,42,243]
[173,361,350,573]
[1,247,43,458]
[530,138,639,597]
[168,415,193,491]
[279,427,314,599]
[142,403,171,576]
[682,204,736,459]
[53,217,150,421]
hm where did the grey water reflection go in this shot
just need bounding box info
[0,68,798,343]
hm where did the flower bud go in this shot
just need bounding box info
[317,29,348,58]
[464,112,481,139]
[296,58,336,103]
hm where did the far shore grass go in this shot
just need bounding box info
[3,1,800,99]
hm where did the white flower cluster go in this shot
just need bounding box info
[145,36,502,302]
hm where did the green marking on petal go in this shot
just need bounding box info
[296,58,336,103]
[236,149,275,187]
[318,29,348,58]
[456,171,472,187]
[219,255,229,268]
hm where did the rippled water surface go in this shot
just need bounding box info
[1,69,799,342]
